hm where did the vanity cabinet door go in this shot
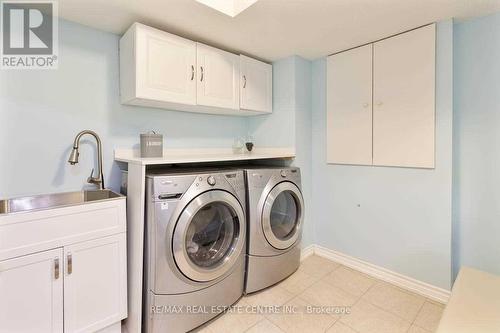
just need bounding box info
[64,234,127,333]
[196,43,240,110]
[0,248,64,333]
[240,55,272,113]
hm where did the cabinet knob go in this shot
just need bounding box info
[363,103,369,108]
[376,101,383,106]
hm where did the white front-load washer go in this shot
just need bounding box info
[243,166,304,293]
[144,168,246,333]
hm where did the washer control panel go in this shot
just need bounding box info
[224,172,245,192]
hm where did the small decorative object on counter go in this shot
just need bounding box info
[233,137,244,154]
[245,135,254,152]
[140,131,163,158]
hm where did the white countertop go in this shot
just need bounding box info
[114,147,295,165]
[437,267,500,333]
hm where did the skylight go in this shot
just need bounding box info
[195,0,258,17]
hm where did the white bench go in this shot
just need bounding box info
[437,267,500,333]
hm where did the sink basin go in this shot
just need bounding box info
[0,190,123,215]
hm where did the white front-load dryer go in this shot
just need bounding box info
[243,166,304,293]
[144,169,246,333]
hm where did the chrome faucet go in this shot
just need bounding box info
[68,130,105,189]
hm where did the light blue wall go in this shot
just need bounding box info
[247,57,296,148]
[248,56,314,247]
[5,13,498,289]
[453,12,500,278]
[0,20,247,198]
[310,21,454,289]
[294,57,313,247]
[0,19,313,247]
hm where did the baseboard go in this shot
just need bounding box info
[300,244,315,261]
[307,244,451,304]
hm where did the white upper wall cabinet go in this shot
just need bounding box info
[240,55,272,113]
[327,44,373,165]
[373,24,436,168]
[120,23,272,116]
[196,43,240,110]
[120,24,197,107]
[326,24,436,169]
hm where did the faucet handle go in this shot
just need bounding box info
[87,168,103,187]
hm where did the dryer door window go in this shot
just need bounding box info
[262,182,304,250]
[270,191,298,240]
[173,190,246,282]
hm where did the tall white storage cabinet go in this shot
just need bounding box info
[0,249,64,333]
[327,44,373,165]
[196,43,240,110]
[373,24,436,168]
[240,55,272,113]
[326,24,436,168]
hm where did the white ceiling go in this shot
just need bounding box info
[58,0,500,61]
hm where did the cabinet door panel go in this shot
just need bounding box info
[197,43,240,110]
[136,25,197,105]
[64,234,127,333]
[373,24,436,168]
[0,248,63,333]
[327,44,373,165]
[240,55,272,113]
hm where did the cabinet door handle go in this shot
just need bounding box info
[376,101,383,106]
[54,258,60,280]
[67,253,73,275]
[190,65,195,81]
[243,75,247,88]
[200,66,204,82]
[363,103,369,108]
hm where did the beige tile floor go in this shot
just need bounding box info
[197,255,445,333]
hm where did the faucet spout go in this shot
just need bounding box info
[68,130,105,190]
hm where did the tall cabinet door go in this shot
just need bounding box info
[373,24,436,168]
[240,55,272,113]
[197,43,240,110]
[64,234,127,333]
[327,44,373,165]
[135,24,197,105]
[0,248,64,333]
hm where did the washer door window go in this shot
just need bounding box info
[173,190,245,282]
[262,182,304,250]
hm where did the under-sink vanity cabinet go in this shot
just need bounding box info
[120,23,272,115]
[0,190,127,333]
